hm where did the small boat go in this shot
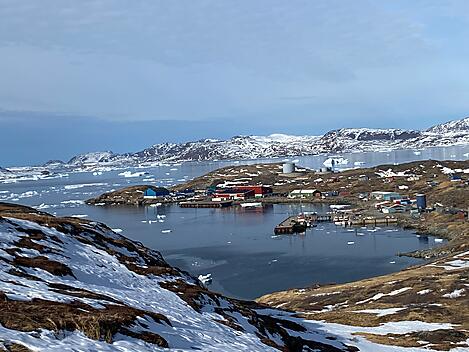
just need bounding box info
[240,202,262,208]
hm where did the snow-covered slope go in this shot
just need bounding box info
[0,204,351,351]
[1,204,465,351]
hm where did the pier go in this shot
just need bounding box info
[179,200,233,208]
[274,216,308,234]
[274,213,333,234]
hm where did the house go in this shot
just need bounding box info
[234,185,273,198]
[143,187,170,199]
[396,198,413,206]
[407,176,420,182]
[288,189,322,199]
[358,192,369,200]
[382,204,407,214]
[358,175,369,182]
[324,191,339,197]
[370,191,402,201]
[427,180,439,187]
[374,201,391,209]
[450,174,462,182]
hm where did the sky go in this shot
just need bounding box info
[1,0,469,166]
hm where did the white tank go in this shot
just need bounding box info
[282,162,295,173]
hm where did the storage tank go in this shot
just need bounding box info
[282,162,295,174]
[416,194,427,210]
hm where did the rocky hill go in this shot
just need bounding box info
[58,117,469,168]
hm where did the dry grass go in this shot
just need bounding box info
[355,330,469,351]
[0,297,169,347]
[258,251,469,350]
[12,256,75,277]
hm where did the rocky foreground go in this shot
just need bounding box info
[1,202,468,351]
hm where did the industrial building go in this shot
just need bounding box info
[288,189,322,199]
[370,191,402,201]
[282,162,295,174]
[234,185,273,198]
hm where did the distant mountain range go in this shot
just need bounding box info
[48,117,469,168]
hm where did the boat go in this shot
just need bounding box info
[240,202,262,208]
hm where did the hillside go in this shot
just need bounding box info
[0,202,373,351]
[258,247,469,351]
[1,203,468,351]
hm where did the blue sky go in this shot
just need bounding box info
[1,0,469,165]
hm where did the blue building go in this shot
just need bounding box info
[143,187,169,199]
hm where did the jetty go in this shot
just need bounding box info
[274,216,308,234]
[179,200,233,208]
[274,213,330,234]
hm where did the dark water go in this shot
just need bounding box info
[1,145,465,299]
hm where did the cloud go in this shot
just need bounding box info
[0,1,430,75]
[0,1,468,124]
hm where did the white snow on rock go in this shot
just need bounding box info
[353,307,406,317]
[443,289,466,299]
[0,217,278,351]
[356,287,412,305]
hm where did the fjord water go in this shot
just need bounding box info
[79,203,441,299]
[2,145,467,299]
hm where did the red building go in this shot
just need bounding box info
[233,185,273,198]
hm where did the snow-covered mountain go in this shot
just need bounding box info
[1,117,467,173]
[426,116,469,134]
[57,117,468,167]
[68,151,116,165]
[0,203,385,351]
[314,128,422,153]
[126,134,322,163]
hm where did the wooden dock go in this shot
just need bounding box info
[179,200,233,208]
[274,213,333,234]
[274,216,308,234]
